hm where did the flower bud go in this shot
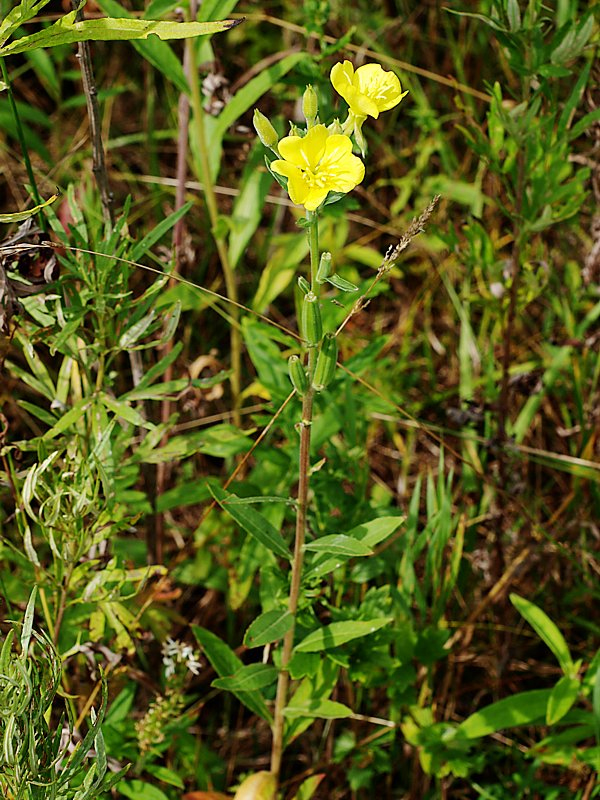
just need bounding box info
[328,118,343,135]
[288,355,308,396]
[313,333,338,391]
[253,109,279,150]
[316,251,332,283]
[301,291,322,346]
[302,84,318,125]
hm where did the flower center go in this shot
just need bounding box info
[302,166,332,189]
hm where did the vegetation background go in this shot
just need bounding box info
[0,0,599,798]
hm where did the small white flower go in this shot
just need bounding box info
[161,638,202,677]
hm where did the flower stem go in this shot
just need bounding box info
[270,212,320,782]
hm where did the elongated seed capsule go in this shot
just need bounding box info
[297,275,310,294]
[316,251,332,283]
[313,333,338,391]
[301,291,322,346]
[288,355,308,396]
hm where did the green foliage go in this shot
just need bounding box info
[1,0,599,797]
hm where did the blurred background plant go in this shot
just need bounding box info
[0,0,599,798]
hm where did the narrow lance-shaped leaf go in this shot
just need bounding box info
[209,485,291,560]
[244,610,293,648]
[510,593,573,675]
[0,192,58,223]
[0,15,242,57]
[295,618,392,653]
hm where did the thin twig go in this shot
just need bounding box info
[71,1,114,226]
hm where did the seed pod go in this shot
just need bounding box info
[288,355,308,396]
[316,251,332,283]
[301,291,322,346]
[297,275,310,294]
[313,333,338,391]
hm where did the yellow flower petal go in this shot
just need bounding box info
[278,125,329,170]
[270,125,364,211]
[331,60,408,119]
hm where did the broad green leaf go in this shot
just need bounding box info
[546,676,580,725]
[284,699,353,720]
[0,15,240,57]
[144,766,184,790]
[0,192,58,223]
[144,424,253,462]
[347,516,405,548]
[510,594,573,675]
[119,780,170,800]
[244,610,293,648]
[212,663,277,692]
[459,689,552,739]
[295,618,392,653]
[192,625,272,722]
[210,485,291,560]
[304,535,373,557]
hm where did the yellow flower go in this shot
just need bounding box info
[330,60,407,119]
[271,124,365,212]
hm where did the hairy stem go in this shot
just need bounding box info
[271,213,320,781]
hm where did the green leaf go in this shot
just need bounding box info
[284,699,353,719]
[510,594,573,675]
[130,203,192,262]
[459,689,552,739]
[119,780,170,800]
[0,192,59,223]
[295,618,392,653]
[0,15,240,57]
[546,676,580,725]
[144,424,253,462]
[212,663,278,692]
[347,516,405,548]
[144,766,185,790]
[304,535,373,557]
[192,625,272,722]
[42,398,93,440]
[290,774,325,800]
[244,610,293,648]
[99,392,154,429]
[20,587,37,657]
[210,485,291,560]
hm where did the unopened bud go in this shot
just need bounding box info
[328,118,343,135]
[316,251,332,283]
[302,84,318,125]
[253,109,279,150]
